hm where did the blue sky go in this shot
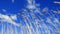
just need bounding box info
[0,0,60,34]
[0,0,60,14]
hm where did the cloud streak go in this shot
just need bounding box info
[0,14,19,27]
[54,1,60,4]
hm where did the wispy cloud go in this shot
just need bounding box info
[26,0,36,10]
[2,9,6,12]
[12,0,14,3]
[0,14,19,27]
[54,1,60,4]
[42,7,48,13]
[10,14,17,20]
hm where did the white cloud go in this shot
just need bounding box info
[42,7,48,13]
[57,10,60,14]
[10,14,17,20]
[54,1,60,4]
[12,0,14,3]
[27,0,35,4]
[0,14,19,27]
[27,0,32,4]
[26,0,36,10]
[54,18,60,23]
[46,18,52,23]
[2,9,6,12]
[27,5,36,10]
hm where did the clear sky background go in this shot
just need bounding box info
[0,0,60,14]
